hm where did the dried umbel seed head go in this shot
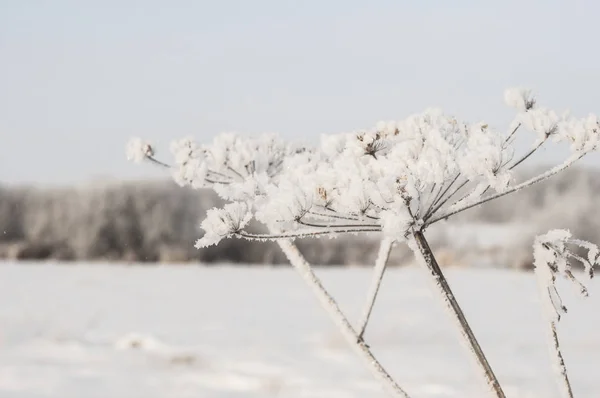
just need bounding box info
[317,186,328,201]
[142,143,154,158]
[126,137,155,163]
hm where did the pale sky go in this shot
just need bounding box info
[1,0,600,185]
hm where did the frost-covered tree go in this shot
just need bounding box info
[128,87,599,398]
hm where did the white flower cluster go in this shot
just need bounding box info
[533,229,599,322]
[127,88,600,249]
[196,202,252,247]
[126,137,154,163]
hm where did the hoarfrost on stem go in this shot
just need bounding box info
[532,229,600,398]
[195,202,252,248]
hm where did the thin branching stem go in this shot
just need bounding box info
[236,227,381,241]
[549,321,575,398]
[504,122,521,145]
[509,138,547,170]
[205,178,232,185]
[298,220,380,229]
[207,169,234,180]
[426,152,587,226]
[421,183,438,215]
[357,238,394,340]
[308,211,361,221]
[434,136,548,219]
[147,156,171,169]
[543,245,590,296]
[275,239,412,398]
[422,183,443,218]
[226,165,246,180]
[425,179,469,221]
[424,173,461,219]
[146,155,236,184]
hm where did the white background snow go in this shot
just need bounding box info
[0,263,599,398]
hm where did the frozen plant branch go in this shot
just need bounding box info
[504,122,522,145]
[276,239,412,398]
[127,86,600,398]
[233,227,381,242]
[508,137,546,170]
[533,230,600,398]
[426,151,588,226]
[126,133,413,396]
[357,238,394,340]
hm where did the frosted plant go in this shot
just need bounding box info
[128,87,599,398]
[126,133,412,398]
[196,202,252,248]
[533,230,599,398]
[126,137,154,163]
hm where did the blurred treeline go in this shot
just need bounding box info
[0,180,387,264]
[0,167,598,266]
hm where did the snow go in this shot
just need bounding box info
[1,263,599,398]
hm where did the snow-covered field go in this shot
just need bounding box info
[0,263,599,398]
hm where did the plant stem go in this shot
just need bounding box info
[426,152,586,226]
[548,320,575,398]
[357,238,394,340]
[504,122,521,145]
[236,227,381,241]
[276,239,412,398]
[408,230,506,398]
[509,139,546,170]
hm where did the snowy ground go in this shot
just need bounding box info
[0,263,599,398]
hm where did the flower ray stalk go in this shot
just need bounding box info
[408,230,506,398]
[426,152,587,226]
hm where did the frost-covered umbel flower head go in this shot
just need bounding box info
[127,88,600,248]
[126,137,154,163]
[170,137,208,189]
[195,202,252,248]
[504,87,536,112]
